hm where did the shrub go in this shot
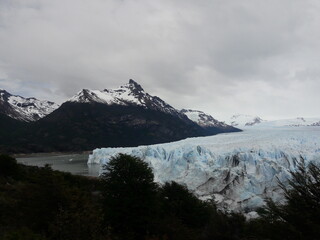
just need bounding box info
[0,154,19,177]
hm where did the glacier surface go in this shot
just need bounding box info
[88,127,320,212]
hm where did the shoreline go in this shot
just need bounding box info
[13,151,92,159]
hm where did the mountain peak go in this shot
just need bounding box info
[0,89,10,99]
[128,79,144,92]
[68,80,185,117]
[128,79,137,85]
[72,89,100,103]
[227,114,265,128]
[0,89,59,121]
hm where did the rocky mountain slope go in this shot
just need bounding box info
[0,89,59,122]
[181,109,240,134]
[0,80,240,153]
[68,79,185,118]
[227,114,265,128]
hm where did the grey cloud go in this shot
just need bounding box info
[0,0,320,119]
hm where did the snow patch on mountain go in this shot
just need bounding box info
[227,114,265,128]
[258,117,320,127]
[68,79,183,117]
[227,115,320,129]
[0,89,59,122]
[88,127,320,212]
[181,109,230,128]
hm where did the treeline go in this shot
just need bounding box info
[0,154,319,240]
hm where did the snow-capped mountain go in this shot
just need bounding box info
[0,80,241,153]
[180,109,240,134]
[181,109,230,128]
[0,89,59,122]
[227,114,265,128]
[67,80,240,134]
[88,127,320,212]
[227,115,320,129]
[68,79,184,118]
[258,117,320,127]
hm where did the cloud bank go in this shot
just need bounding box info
[1,0,320,119]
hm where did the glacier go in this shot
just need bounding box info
[88,127,320,212]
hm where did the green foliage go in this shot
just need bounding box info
[0,155,103,240]
[0,154,19,177]
[160,181,211,227]
[249,161,320,240]
[157,182,212,240]
[101,154,158,239]
[2,153,320,240]
[48,190,104,240]
[0,227,47,240]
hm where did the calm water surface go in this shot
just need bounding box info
[17,153,100,177]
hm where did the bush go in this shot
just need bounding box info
[0,157,103,240]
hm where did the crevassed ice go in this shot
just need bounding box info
[88,127,320,212]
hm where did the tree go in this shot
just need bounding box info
[100,154,158,240]
[0,154,19,178]
[160,181,212,228]
[158,181,213,240]
[258,161,320,240]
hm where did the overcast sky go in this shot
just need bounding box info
[1,0,320,120]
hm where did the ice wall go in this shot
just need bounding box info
[88,127,320,211]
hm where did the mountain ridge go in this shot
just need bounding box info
[0,89,59,122]
[68,79,186,119]
[181,109,239,134]
[226,114,320,128]
[0,79,240,153]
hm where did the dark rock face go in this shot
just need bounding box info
[101,79,186,118]
[0,113,27,154]
[311,121,320,126]
[1,102,208,153]
[0,90,19,119]
[128,79,144,92]
[245,117,263,126]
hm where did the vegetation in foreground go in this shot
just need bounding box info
[0,153,319,240]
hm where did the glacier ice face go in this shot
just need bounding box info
[88,127,320,212]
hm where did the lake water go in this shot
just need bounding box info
[17,153,100,177]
